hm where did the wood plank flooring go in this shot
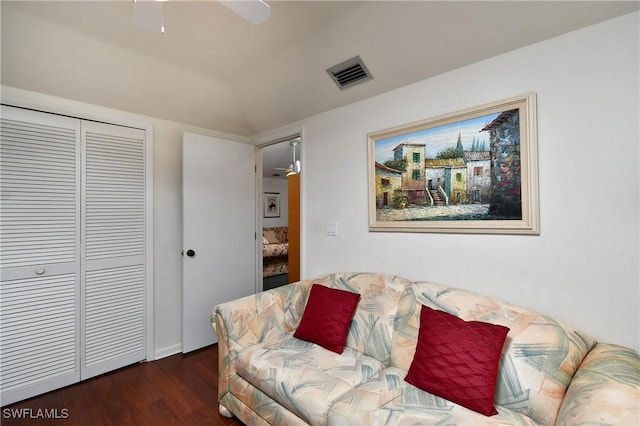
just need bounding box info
[1,345,244,426]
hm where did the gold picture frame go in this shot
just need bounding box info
[368,92,539,235]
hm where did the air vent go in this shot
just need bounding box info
[326,55,373,90]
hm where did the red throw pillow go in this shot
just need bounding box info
[405,305,510,416]
[293,284,360,354]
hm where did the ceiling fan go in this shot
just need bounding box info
[274,140,301,176]
[133,0,270,34]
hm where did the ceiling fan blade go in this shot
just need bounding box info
[134,1,164,33]
[219,0,270,24]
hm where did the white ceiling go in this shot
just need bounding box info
[1,1,638,175]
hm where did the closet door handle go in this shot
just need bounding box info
[34,267,46,276]
[186,249,196,258]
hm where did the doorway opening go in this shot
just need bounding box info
[259,135,301,291]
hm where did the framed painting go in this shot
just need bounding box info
[263,192,280,218]
[368,92,539,235]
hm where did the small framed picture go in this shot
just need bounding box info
[263,192,280,218]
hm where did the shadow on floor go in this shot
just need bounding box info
[263,273,289,291]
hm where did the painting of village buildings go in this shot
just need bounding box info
[373,108,522,222]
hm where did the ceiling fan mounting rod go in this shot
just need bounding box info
[288,140,301,176]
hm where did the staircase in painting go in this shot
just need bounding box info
[429,189,446,206]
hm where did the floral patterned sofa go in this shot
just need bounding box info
[212,272,640,426]
[262,227,288,278]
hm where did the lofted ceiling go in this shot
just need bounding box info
[1,1,638,174]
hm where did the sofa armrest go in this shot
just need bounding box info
[556,343,640,425]
[212,279,313,399]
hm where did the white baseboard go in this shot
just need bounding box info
[153,343,182,360]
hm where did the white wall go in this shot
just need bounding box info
[296,12,639,351]
[262,177,289,228]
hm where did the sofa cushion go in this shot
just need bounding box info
[328,367,539,425]
[225,374,309,426]
[311,273,412,365]
[294,284,360,353]
[404,305,509,416]
[262,242,288,258]
[236,334,385,425]
[263,226,288,244]
[390,282,597,425]
[263,229,278,244]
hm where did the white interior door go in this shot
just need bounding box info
[182,133,256,353]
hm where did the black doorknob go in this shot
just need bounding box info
[186,249,195,258]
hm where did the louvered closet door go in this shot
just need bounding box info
[0,106,82,405]
[81,121,146,379]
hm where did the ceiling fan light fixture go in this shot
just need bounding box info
[286,160,301,176]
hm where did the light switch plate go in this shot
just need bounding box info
[325,220,338,237]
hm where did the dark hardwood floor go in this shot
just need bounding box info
[1,345,244,426]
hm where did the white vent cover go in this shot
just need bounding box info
[326,55,373,90]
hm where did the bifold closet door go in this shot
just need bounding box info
[1,106,147,404]
[0,106,82,405]
[80,121,146,380]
